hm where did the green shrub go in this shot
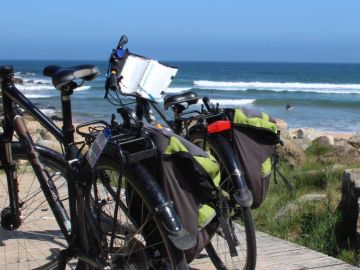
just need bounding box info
[253,158,359,267]
[306,143,331,157]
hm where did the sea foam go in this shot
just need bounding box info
[194,80,360,94]
[210,99,255,106]
[165,87,193,93]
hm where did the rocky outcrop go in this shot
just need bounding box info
[275,118,288,138]
[51,115,63,121]
[295,138,312,150]
[40,129,52,140]
[348,132,360,149]
[291,128,321,141]
[13,77,24,85]
[297,193,327,203]
[320,144,360,165]
[312,135,334,147]
[275,193,327,222]
[278,138,306,167]
[275,203,298,222]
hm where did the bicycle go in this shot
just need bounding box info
[0,64,192,269]
[104,36,257,270]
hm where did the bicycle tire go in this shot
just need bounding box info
[189,131,256,270]
[0,141,187,269]
[0,142,77,269]
[90,154,188,270]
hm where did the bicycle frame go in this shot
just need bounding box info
[0,67,74,239]
[0,66,193,266]
[0,66,110,267]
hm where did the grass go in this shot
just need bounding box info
[252,143,359,266]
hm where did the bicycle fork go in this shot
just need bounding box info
[0,107,71,239]
[0,138,22,230]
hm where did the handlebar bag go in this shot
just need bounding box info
[224,108,280,208]
[143,124,220,262]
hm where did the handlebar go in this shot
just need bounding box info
[107,73,119,91]
[105,35,129,95]
[117,35,128,49]
[202,97,216,113]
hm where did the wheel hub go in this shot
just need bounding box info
[1,207,21,230]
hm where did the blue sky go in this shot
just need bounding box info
[1,0,359,62]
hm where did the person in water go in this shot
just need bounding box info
[286,103,294,111]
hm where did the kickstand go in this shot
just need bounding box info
[273,153,295,191]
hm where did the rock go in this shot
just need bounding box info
[278,138,306,167]
[334,138,349,146]
[338,168,360,247]
[296,129,305,139]
[301,165,345,177]
[320,144,360,165]
[294,138,312,150]
[275,118,288,138]
[275,118,288,130]
[40,129,52,140]
[13,77,24,85]
[297,193,327,203]
[51,115,63,121]
[348,131,360,149]
[292,128,321,141]
[331,164,346,172]
[275,203,299,222]
[304,128,321,141]
[312,135,334,147]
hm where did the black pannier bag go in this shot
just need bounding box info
[225,107,280,209]
[139,125,221,262]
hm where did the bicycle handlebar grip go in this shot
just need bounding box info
[117,35,128,49]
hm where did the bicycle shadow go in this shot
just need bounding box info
[0,227,67,249]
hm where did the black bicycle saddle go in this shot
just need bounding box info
[43,65,100,90]
[164,91,199,110]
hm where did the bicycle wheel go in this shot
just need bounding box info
[189,131,256,270]
[0,142,75,269]
[92,156,188,270]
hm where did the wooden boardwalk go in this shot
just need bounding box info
[1,172,359,269]
[191,229,360,270]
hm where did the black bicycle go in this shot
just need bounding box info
[104,36,257,270]
[0,64,192,269]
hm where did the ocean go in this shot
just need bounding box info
[2,60,360,133]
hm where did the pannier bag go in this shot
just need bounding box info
[143,125,221,262]
[225,107,280,209]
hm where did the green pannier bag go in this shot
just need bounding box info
[142,125,221,262]
[225,107,280,209]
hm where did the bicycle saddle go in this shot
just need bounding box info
[164,91,199,110]
[43,65,100,90]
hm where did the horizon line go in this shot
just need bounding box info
[1,59,360,65]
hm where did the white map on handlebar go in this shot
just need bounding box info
[119,54,178,100]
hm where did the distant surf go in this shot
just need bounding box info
[211,99,255,105]
[6,60,360,132]
[165,87,193,93]
[194,80,360,94]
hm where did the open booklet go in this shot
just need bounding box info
[119,54,178,99]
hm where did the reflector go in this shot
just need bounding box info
[207,120,231,134]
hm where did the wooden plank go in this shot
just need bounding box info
[191,229,360,270]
